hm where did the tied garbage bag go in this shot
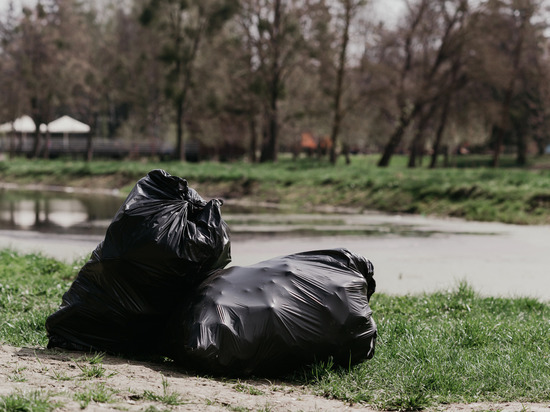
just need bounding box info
[46,169,231,355]
[169,248,376,376]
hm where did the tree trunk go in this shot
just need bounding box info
[43,131,51,159]
[430,78,455,169]
[260,100,278,162]
[343,142,350,165]
[492,91,513,168]
[378,104,419,167]
[430,97,450,168]
[86,133,93,162]
[9,131,16,159]
[329,109,342,165]
[32,129,42,159]
[443,145,449,167]
[175,93,185,161]
[492,11,525,168]
[329,0,352,165]
[377,122,407,167]
[248,115,258,163]
[260,0,281,163]
[516,127,527,166]
[408,101,439,167]
[408,135,421,168]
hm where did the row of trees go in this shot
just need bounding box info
[1,0,549,166]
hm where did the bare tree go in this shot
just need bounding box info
[456,0,550,167]
[12,3,61,158]
[0,2,26,158]
[486,0,529,167]
[327,0,366,164]
[376,0,469,167]
[375,0,428,167]
[0,0,96,159]
[407,0,470,168]
[238,0,306,162]
[140,0,238,161]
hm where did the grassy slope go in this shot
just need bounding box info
[1,155,550,224]
[1,251,549,410]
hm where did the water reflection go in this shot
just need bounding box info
[0,189,489,239]
[0,190,123,235]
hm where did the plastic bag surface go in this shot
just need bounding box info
[46,169,231,355]
[169,248,376,376]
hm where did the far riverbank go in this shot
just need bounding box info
[1,155,550,224]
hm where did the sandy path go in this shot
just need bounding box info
[4,346,550,412]
[1,345,549,411]
[0,345,373,411]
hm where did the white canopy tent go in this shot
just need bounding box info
[46,116,91,148]
[0,115,37,134]
[0,115,38,153]
[47,115,90,133]
[0,115,91,152]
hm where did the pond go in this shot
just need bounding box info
[0,188,484,239]
[0,189,123,236]
[1,188,549,300]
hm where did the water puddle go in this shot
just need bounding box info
[0,189,122,235]
[0,189,499,238]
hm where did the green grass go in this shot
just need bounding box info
[301,282,550,410]
[0,390,61,412]
[72,353,116,379]
[1,154,550,224]
[141,377,186,406]
[0,249,77,347]
[233,381,265,396]
[1,251,550,410]
[73,383,117,409]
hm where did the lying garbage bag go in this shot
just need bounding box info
[168,248,376,376]
[46,169,231,355]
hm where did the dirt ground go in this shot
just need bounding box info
[1,345,549,412]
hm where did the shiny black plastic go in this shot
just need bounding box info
[46,169,231,355]
[168,248,376,376]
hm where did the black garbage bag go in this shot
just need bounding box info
[168,248,376,376]
[46,169,231,355]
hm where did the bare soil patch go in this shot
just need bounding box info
[1,345,548,411]
[0,345,371,411]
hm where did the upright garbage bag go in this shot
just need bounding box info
[46,169,231,355]
[169,248,376,376]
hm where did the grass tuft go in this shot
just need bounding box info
[0,390,61,412]
[72,353,116,379]
[234,381,265,396]
[141,376,186,406]
[73,383,117,409]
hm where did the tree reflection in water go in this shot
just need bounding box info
[0,191,122,235]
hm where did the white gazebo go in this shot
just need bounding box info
[0,115,37,134]
[46,115,90,148]
[0,115,38,152]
